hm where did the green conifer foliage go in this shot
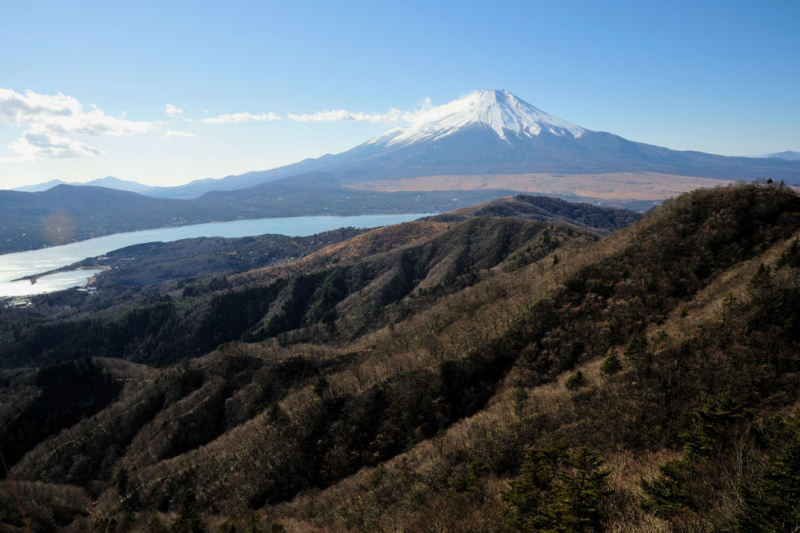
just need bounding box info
[565,371,587,390]
[600,352,622,376]
[776,238,800,269]
[737,418,800,532]
[624,332,650,377]
[503,446,609,532]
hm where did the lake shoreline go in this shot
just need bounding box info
[0,213,432,297]
[12,265,111,284]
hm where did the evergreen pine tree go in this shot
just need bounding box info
[600,352,622,375]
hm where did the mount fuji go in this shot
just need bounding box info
[147,89,800,201]
[369,89,586,146]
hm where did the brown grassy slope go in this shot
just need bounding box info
[234,217,600,346]
[255,184,800,531]
[174,184,800,531]
[6,216,597,523]
[232,220,453,286]
[445,194,641,232]
[5,183,800,532]
[231,194,638,289]
[100,185,797,523]
[345,171,732,201]
[262,199,800,533]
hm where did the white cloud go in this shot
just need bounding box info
[201,112,281,124]
[0,88,157,162]
[165,103,183,117]
[0,89,155,136]
[9,131,101,159]
[163,130,196,138]
[0,89,78,123]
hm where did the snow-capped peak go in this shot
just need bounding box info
[370,89,586,147]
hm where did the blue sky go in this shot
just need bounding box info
[1,0,798,187]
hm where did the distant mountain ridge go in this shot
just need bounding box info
[11,179,68,192]
[763,150,800,161]
[141,89,800,199]
[0,183,519,254]
[12,176,151,193]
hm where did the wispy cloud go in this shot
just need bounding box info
[201,112,281,124]
[287,108,405,123]
[286,99,433,124]
[0,88,157,162]
[165,103,183,117]
[9,131,102,159]
[163,130,195,138]
[198,99,435,127]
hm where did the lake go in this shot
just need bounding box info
[0,213,432,298]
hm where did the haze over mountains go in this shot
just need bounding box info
[3,90,799,253]
[763,150,800,161]
[12,176,153,194]
[117,90,800,199]
[12,90,800,199]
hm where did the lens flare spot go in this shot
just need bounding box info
[42,212,77,245]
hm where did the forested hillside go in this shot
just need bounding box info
[0,183,520,254]
[1,184,799,532]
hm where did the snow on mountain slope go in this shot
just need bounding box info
[370,89,586,147]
